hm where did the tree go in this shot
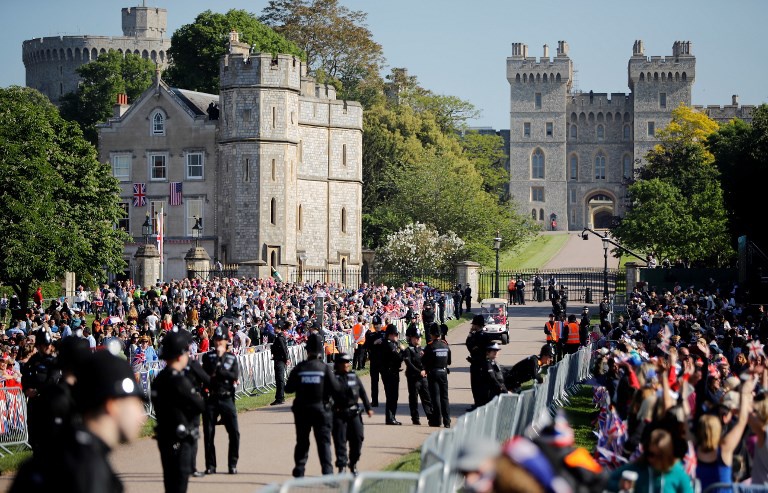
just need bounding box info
[164,9,304,94]
[260,0,385,102]
[460,132,508,197]
[60,51,155,143]
[376,223,465,275]
[0,87,129,308]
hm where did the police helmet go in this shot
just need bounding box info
[539,344,554,358]
[74,351,146,411]
[405,326,420,339]
[34,329,53,347]
[385,324,399,337]
[486,343,501,352]
[159,331,190,360]
[428,323,441,337]
[56,337,90,373]
[335,353,353,364]
[471,315,485,328]
[212,327,228,341]
[305,333,324,355]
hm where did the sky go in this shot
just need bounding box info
[2,0,766,129]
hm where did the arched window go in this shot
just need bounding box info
[569,154,578,180]
[623,124,631,141]
[682,72,687,81]
[570,112,577,122]
[516,74,521,82]
[341,207,347,233]
[595,153,606,180]
[342,144,347,166]
[623,155,633,178]
[570,125,577,139]
[556,73,561,82]
[639,72,645,81]
[532,209,537,220]
[271,159,276,181]
[270,198,276,225]
[539,209,544,221]
[523,73,527,83]
[151,111,165,136]
[597,124,604,142]
[270,250,277,268]
[531,149,545,179]
[297,204,303,231]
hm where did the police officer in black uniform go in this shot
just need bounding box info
[483,343,508,404]
[363,323,384,406]
[380,324,404,425]
[153,331,205,493]
[271,322,290,406]
[331,353,373,475]
[579,306,591,346]
[184,351,209,477]
[466,315,494,410]
[21,329,62,455]
[201,327,240,474]
[11,350,147,493]
[403,325,433,425]
[285,333,342,477]
[423,323,452,428]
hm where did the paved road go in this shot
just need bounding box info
[545,232,621,270]
[0,304,568,493]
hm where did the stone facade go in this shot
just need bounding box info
[23,6,170,104]
[97,32,363,282]
[506,40,756,232]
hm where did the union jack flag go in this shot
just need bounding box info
[170,182,183,206]
[748,340,765,360]
[133,183,146,207]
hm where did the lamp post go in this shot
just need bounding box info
[192,216,202,248]
[493,233,502,298]
[141,213,152,244]
[601,237,610,299]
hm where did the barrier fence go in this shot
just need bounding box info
[0,387,29,456]
[261,343,596,493]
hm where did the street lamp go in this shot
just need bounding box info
[493,233,502,298]
[192,216,202,247]
[601,237,610,299]
[141,213,152,244]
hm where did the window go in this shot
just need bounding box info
[272,107,276,128]
[149,154,167,181]
[270,198,276,224]
[597,124,604,142]
[244,158,250,182]
[531,149,545,179]
[242,109,251,122]
[647,122,655,136]
[186,152,204,179]
[535,93,542,109]
[531,187,545,202]
[539,209,544,221]
[117,202,129,232]
[546,122,553,137]
[569,189,577,204]
[151,111,165,136]
[595,153,606,180]
[531,209,537,220]
[342,144,347,166]
[112,154,130,181]
[299,140,303,163]
[659,93,667,109]
[186,199,202,236]
[297,204,303,232]
[570,208,576,224]
[623,155,633,178]
[623,124,631,141]
[341,207,347,233]
[570,125,577,139]
[271,159,276,181]
[569,155,578,180]
[150,201,165,235]
[523,122,531,137]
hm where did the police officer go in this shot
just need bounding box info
[153,331,205,493]
[423,323,452,428]
[504,344,554,393]
[363,322,385,407]
[331,353,373,475]
[271,322,290,406]
[403,325,433,425]
[22,329,62,455]
[579,306,591,346]
[466,315,494,410]
[483,343,508,404]
[201,327,240,474]
[11,350,147,493]
[380,324,404,425]
[183,351,209,477]
[285,333,342,477]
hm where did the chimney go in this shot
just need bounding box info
[732,94,739,106]
[113,93,129,118]
[543,44,549,59]
[522,44,528,58]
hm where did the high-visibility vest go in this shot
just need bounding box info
[324,337,338,356]
[545,322,559,342]
[566,322,580,345]
[352,323,365,345]
[508,280,516,291]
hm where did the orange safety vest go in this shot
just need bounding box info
[566,322,580,345]
[352,323,365,345]
[324,337,338,356]
[545,321,559,342]
[508,280,516,291]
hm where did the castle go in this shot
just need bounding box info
[97,31,363,282]
[23,5,170,104]
[506,40,755,231]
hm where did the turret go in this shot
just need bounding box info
[121,6,167,38]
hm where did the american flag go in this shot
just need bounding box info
[170,182,183,206]
[133,183,146,207]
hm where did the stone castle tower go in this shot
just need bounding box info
[23,4,171,104]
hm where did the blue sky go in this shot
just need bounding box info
[2,0,766,128]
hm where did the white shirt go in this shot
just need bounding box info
[146,314,159,331]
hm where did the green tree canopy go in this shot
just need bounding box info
[60,51,155,143]
[0,87,129,307]
[164,9,304,94]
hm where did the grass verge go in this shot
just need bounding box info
[496,233,569,271]
[0,449,31,475]
[383,448,422,473]
[561,384,597,451]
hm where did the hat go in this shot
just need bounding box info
[720,391,740,411]
[305,333,324,354]
[385,324,399,336]
[159,331,189,360]
[471,315,485,327]
[539,344,554,358]
[74,351,146,411]
[455,438,500,472]
[212,327,228,341]
[335,353,352,364]
[487,343,501,352]
[33,329,53,346]
[56,337,90,373]
[430,324,444,338]
[405,326,420,339]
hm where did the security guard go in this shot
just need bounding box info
[483,343,508,404]
[544,313,560,362]
[153,331,205,493]
[271,322,290,406]
[285,333,342,477]
[579,306,591,346]
[331,353,373,475]
[22,329,63,455]
[403,325,433,425]
[563,314,581,355]
[466,315,494,410]
[11,350,147,493]
[201,327,240,474]
[183,353,209,477]
[423,323,452,428]
[380,324,404,425]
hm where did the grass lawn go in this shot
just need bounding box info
[562,385,597,451]
[383,448,422,473]
[0,448,31,475]
[496,234,569,271]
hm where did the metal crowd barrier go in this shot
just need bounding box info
[0,387,29,455]
[260,343,597,493]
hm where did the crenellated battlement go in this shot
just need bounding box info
[568,92,633,108]
[507,41,573,85]
[220,51,302,92]
[628,40,695,89]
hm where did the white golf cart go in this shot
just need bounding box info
[479,298,509,344]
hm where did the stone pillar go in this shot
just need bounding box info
[625,262,640,294]
[62,272,76,304]
[134,244,161,288]
[456,260,482,302]
[184,246,211,280]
